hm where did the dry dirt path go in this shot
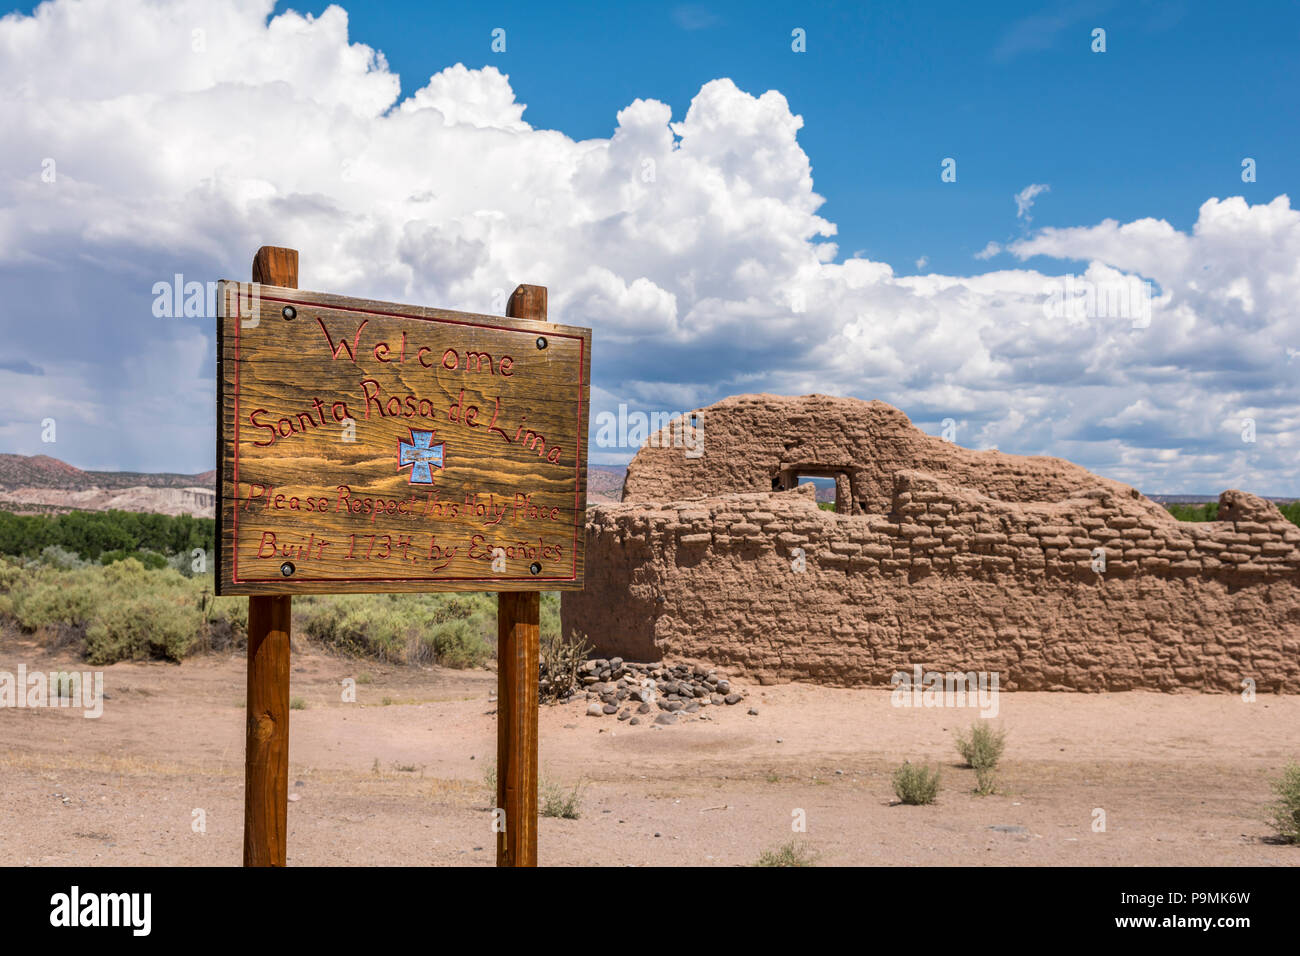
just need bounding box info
[1,634,1296,866]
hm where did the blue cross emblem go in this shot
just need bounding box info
[398,428,445,484]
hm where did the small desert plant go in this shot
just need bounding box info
[956,721,1006,769]
[973,767,998,795]
[956,721,1007,795]
[539,628,593,702]
[756,840,818,867]
[540,779,584,819]
[892,762,940,805]
[1268,762,1300,844]
[289,697,306,710]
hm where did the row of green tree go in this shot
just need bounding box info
[0,509,214,560]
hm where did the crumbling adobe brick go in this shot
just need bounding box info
[567,395,1300,692]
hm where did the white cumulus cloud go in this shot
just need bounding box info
[0,0,1296,494]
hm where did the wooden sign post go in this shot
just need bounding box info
[497,285,546,867]
[218,247,590,867]
[242,246,296,867]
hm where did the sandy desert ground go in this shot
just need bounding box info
[1,631,1296,867]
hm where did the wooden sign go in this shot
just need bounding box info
[216,281,591,595]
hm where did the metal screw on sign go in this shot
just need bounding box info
[529,562,542,575]
[535,336,547,350]
[280,561,295,577]
[282,305,296,320]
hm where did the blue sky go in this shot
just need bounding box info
[0,0,1297,493]
[265,0,1299,274]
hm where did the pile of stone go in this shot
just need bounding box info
[569,658,745,726]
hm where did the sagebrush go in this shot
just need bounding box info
[893,762,940,805]
[756,840,818,867]
[956,722,1007,795]
[1268,762,1300,844]
[0,553,565,669]
[540,779,584,819]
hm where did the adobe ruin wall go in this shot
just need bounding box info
[564,395,1300,691]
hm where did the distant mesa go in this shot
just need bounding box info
[0,453,216,518]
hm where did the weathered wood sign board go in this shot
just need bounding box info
[216,282,591,595]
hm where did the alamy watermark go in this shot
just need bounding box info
[890,665,999,717]
[152,274,261,326]
[1042,274,1153,328]
[593,404,703,457]
[49,886,150,936]
[0,664,104,718]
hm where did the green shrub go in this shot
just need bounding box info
[0,556,25,591]
[893,762,940,805]
[298,592,494,667]
[36,545,90,570]
[956,722,1007,770]
[84,589,202,663]
[289,697,306,711]
[425,617,492,668]
[756,840,818,867]
[956,722,1006,795]
[5,559,208,663]
[100,548,168,570]
[208,594,248,631]
[540,591,561,643]
[11,571,101,629]
[540,779,584,819]
[0,555,529,671]
[1268,762,1300,844]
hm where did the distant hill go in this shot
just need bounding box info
[0,453,626,516]
[0,453,89,489]
[0,453,212,492]
[588,464,627,503]
[0,454,215,517]
[83,467,217,490]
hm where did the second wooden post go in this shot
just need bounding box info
[496,284,548,867]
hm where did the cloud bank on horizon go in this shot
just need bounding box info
[0,0,1296,494]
